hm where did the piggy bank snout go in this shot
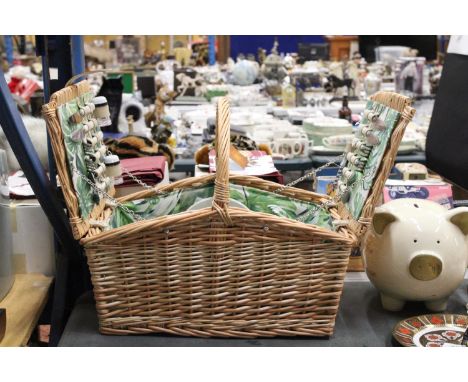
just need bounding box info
[409,253,443,281]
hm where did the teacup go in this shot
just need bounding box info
[285,132,302,139]
[271,141,303,157]
[270,138,313,159]
[322,134,355,149]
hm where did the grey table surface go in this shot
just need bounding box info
[59,280,467,347]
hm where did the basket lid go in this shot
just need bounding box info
[42,80,115,240]
[335,91,415,238]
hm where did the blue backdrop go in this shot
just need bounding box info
[230,35,325,59]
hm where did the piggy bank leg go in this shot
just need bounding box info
[425,298,448,312]
[380,293,405,311]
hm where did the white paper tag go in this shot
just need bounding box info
[49,68,59,80]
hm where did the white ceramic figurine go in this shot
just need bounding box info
[362,198,468,312]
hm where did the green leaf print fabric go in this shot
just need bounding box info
[343,100,400,219]
[57,91,97,220]
[109,183,334,231]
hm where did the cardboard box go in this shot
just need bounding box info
[384,179,453,209]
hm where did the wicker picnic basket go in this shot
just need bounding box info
[43,81,415,337]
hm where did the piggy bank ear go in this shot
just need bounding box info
[446,207,468,235]
[372,209,398,235]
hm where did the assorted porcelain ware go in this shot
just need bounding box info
[303,116,353,147]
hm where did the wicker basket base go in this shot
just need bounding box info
[98,318,338,338]
[86,232,351,338]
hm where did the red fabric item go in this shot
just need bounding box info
[8,77,22,93]
[8,77,40,102]
[119,156,166,187]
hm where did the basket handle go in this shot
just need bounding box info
[212,97,233,226]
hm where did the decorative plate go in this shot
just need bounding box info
[393,314,468,347]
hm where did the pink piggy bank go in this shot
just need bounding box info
[362,198,468,311]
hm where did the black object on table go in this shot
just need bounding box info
[58,280,467,347]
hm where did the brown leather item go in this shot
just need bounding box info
[0,308,6,342]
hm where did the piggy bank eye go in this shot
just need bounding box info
[413,239,418,243]
[437,240,440,244]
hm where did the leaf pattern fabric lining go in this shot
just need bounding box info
[58,91,97,220]
[58,95,398,231]
[344,101,400,219]
[109,183,334,231]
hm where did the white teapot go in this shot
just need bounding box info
[362,198,468,312]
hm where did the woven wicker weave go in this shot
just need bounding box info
[43,84,414,337]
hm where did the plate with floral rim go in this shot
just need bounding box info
[393,314,468,347]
